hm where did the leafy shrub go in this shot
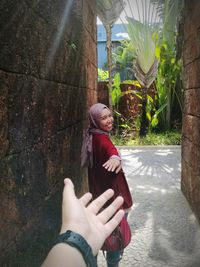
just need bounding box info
[111,130,181,146]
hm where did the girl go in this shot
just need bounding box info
[81,103,133,267]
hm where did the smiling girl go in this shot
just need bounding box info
[81,103,133,267]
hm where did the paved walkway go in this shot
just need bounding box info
[98,146,200,267]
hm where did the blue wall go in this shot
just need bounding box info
[97,23,128,69]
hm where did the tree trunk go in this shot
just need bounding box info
[105,24,113,110]
[166,85,171,130]
[139,87,148,136]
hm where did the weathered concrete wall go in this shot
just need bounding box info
[181,0,200,222]
[0,0,97,266]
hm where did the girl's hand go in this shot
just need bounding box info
[103,157,122,174]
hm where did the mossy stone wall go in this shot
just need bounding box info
[181,0,200,222]
[0,0,97,265]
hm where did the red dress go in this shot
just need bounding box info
[88,133,133,210]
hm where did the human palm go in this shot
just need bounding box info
[60,179,124,255]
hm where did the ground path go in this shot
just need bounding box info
[98,146,200,267]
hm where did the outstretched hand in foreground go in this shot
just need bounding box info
[42,178,125,267]
[60,178,124,255]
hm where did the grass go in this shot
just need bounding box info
[111,130,182,146]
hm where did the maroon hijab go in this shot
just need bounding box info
[81,103,110,167]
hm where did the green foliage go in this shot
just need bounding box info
[111,72,122,106]
[122,80,141,86]
[111,130,181,146]
[126,15,160,88]
[112,40,136,80]
[98,68,109,81]
[111,78,142,137]
[155,39,182,130]
[113,110,141,139]
[145,94,158,131]
[150,0,183,44]
[151,0,183,130]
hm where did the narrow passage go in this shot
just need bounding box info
[98,146,200,267]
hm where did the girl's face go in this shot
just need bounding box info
[98,108,114,132]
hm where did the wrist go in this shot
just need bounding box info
[60,224,90,242]
[110,155,121,161]
[45,243,87,267]
[54,230,97,267]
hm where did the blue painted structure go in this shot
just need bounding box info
[97,23,128,69]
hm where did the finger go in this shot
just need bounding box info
[110,163,119,172]
[110,163,118,172]
[97,196,124,223]
[115,165,122,174]
[79,192,93,206]
[104,210,125,237]
[107,162,113,171]
[103,164,112,171]
[106,161,115,171]
[102,161,109,168]
[87,189,114,214]
[102,159,112,167]
[62,178,77,205]
[103,165,109,170]
[61,178,78,227]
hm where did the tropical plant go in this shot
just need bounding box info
[151,0,184,130]
[127,17,160,89]
[96,0,125,108]
[111,72,122,106]
[113,111,141,139]
[98,68,109,81]
[110,72,121,134]
[112,40,136,81]
[122,0,161,136]
[97,0,183,134]
[151,0,183,45]
[155,39,182,130]
[122,0,183,134]
[111,130,181,146]
[112,78,142,136]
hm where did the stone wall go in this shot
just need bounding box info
[181,0,200,222]
[0,0,97,266]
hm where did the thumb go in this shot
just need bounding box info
[62,178,76,205]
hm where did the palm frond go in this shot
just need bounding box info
[134,58,158,88]
[96,0,125,27]
[126,14,160,87]
[150,0,183,41]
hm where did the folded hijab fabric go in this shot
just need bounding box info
[81,103,109,167]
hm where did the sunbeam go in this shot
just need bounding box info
[45,0,73,74]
